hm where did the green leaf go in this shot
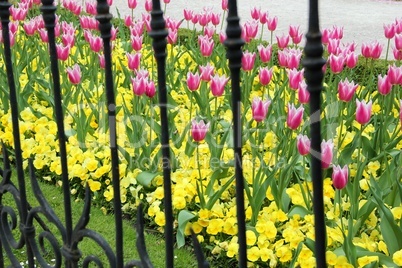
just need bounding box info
[136,171,159,190]
[206,175,235,210]
[356,247,396,267]
[288,205,311,218]
[370,177,402,255]
[176,210,196,248]
[205,167,229,197]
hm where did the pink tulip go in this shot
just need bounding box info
[287,48,303,69]
[204,26,215,38]
[221,0,228,10]
[10,6,28,21]
[394,48,402,61]
[378,74,392,95]
[297,81,310,104]
[131,76,147,96]
[287,68,304,90]
[198,35,214,57]
[267,16,278,31]
[198,12,211,27]
[243,20,258,42]
[187,72,201,91]
[259,11,268,25]
[145,0,152,12]
[199,63,215,82]
[338,78,358,102]
[395,34,402,51]
[145,80,156,98]
[257,44,272,63]
[361,41,383,59]
[66,64,81,85]
[287,103,304,130]
[296,134,310,156]
[183,9,194,21]
[345,52,358,69]
[219,32,227,44]
[211,13,220,26]
[128,0,137,9]
[356,99,372,125]
[321,139,334,169]
[38,28,48,42]
[250,7,260,20]
[327,38,341,55]
[252,97,271,122]
[241,51,256,71]
[56,44,70,61]
[276,34,290,49]
[85,1,97,15]
[210,74,229,97]
[259,67,273,86]
[289,25,303,45]
[329,25,344,40]
[384,23,396,39]
[98,54,105,69]
[387,65,402,85]
[131,35,143,51]
[277,50,288,68]
[332,165,348,189]
[88,34,103,53]
[328,54,345,74]
[322,28,330,45]
[127,52,141,71]
[23,20,37,36]
[168,29,178,44]
[191,120,210,142]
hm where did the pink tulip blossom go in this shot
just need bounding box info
[257,44,272,63]
[356,99,372,125]
[88,34,103,53]
[345,52,358,69]
[287,103,304,130]
[338,78,358,102]
[297,81,310,104]
[131,76,147,96]
[241,51,256,71]
[252,97,271,122]
[198,35,214,57]
[297,134,310,156]
[210,74,229,97]
[378,74,392,95]
[321,139,334,169]
[332,165,348,189]
[66,64,81,85]
[145,80,156,98]
[187,72,201,91]
[183,9,194,21]
[131,35,143,51]
[128,0,137,9]
[85,1,97,15]
[288,25,303,45]
[387,65,402,85]
[394,47,402,61]
[250,7,260,20]
[361,41,383,59]
[127,52,141,71]
[243,20,259,42]
[56,44,70,61]
[259,67,273,86]
[276,34,290,49]
[384,23,396,39]
[98,54,105,69]
[191,120,210,142]
[287,68,304,90]
[267,16,278,31]
[221,0,228,11]
[328,54,345,74]
[395,34,402,51]
[199,63,215,82]
[145,0,152,12]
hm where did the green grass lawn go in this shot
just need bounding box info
[1,169,198,267]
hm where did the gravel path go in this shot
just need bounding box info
[110,0,402,57]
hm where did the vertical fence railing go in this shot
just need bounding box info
[0,0,34,266]
[303,0,327,267]
[0,0,328,267]
[223,1,247,267]
[149,1,174,267]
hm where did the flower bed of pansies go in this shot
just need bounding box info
[1,0,402,267]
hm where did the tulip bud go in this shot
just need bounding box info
[191,120,210,142]
[297,134,310,156]
[332,165,348,189]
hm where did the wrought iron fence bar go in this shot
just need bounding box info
[0,0,34,266]
[224,0,247,267]
[96,1,124,266]
[40,2,74,263]
[149,1,174,267]
[303,0,327,267]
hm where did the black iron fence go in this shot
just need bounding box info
[0,0,326,267]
